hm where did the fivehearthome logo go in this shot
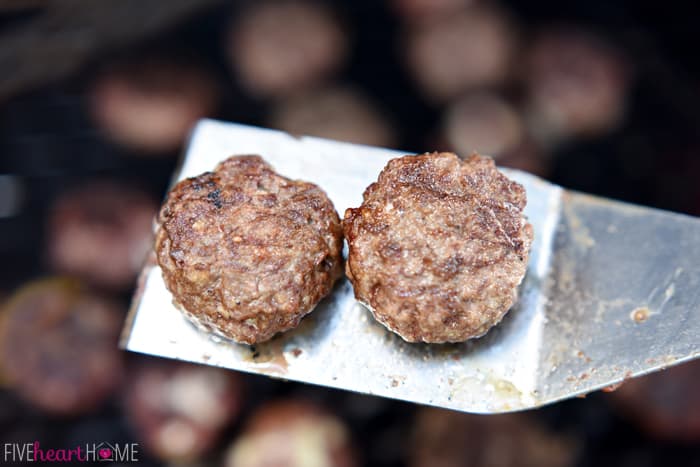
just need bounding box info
[4,441,139,463]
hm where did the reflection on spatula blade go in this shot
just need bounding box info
[120,119,700,413]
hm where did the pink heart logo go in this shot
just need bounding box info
[98,448,112,459]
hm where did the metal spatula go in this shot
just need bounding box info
[120,119,700,414]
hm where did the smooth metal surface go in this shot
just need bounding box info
[121,119,700,413]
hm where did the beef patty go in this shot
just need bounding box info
[155,155,343,344]
[343,152,532,343]
[0,278,124,414]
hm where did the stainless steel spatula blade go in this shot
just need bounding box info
[120,119,700,413]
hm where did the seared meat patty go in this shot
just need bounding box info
[0,278,124,414]
[224,400,357,467]
[343,152,532,343]
[47,182,156,290]
[124,358,245,462]
[155,155,343,344]
[410,407,577,467]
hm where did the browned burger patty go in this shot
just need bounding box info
[410,407,578,467]
[155,155,343,344]
[343,152,532,343]
[0,278,124,415]
[227,0,348,99]
[124,358,245,462]
[608,360,700,442]
[47,182,157,290]
[224,399,357,467]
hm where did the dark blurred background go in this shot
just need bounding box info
[0,1,699,466]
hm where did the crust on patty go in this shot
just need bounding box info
[343,152,533,343]
[155,155,343,344]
